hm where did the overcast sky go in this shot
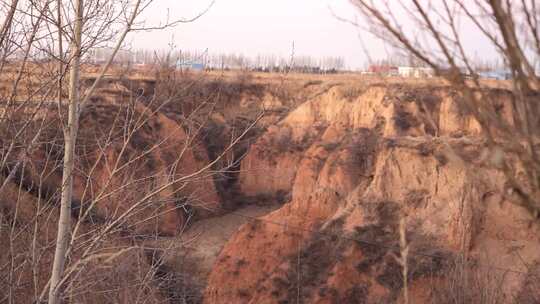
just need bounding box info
[131,0,497,70]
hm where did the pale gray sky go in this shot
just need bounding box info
[131,0,497,70]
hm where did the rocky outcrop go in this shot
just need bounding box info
[205,84,540,303]
[20,88,221,236]
[238,85,518,199]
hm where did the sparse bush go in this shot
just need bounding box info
[275,220,346,303]
[431,256,507,304]
[393,106,419,131]
[515,261,540,304]
[303,80,323,88]
[340,85,366,101]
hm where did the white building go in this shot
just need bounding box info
[478,70,512,80]
[398,66,434,78]
[176,61,205,71]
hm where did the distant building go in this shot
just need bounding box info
[398,66,434,78]
[367,65,398,76]
[176,61,205,71]
[478,70,512,80]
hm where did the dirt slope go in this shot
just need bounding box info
[17,85,221,236]
[3,73,539,303]
[204,84,540,303]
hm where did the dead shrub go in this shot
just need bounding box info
[431,255,507,304]
[272,219,346,304]
[303,80,323,88]
[515,261,540,304]
[393,106,419,131]
[340,85,366,101]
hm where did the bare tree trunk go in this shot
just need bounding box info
[0,0,19,48]
[57,0,64,106]
[48,0,83,303]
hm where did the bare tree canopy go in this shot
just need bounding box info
[350,0,540,222]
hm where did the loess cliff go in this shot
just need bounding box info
[2,73,539,303]
[204,82,540,303]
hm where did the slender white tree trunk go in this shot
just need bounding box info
[48,0,83,303]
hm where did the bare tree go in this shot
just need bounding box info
[349,0,540,221]
[47,0,84,302]
[0,0,270,303]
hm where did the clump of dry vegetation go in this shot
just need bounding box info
[430,256,507,304]
[280,220,347,303]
